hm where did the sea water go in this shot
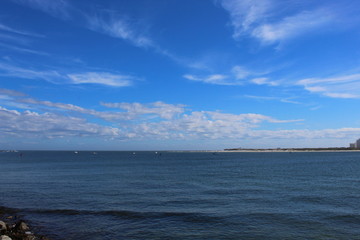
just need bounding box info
[0,151,360,239]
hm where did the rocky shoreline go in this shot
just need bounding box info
[0,207,50,240]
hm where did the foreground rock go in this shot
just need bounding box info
[0,207,50,240]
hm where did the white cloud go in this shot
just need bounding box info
[0,62,63,83]
[184,65,276,86]
[4,88,358,145]
[297,73,360,98]
[121,110,303,140]
[184,74,234,85]
[251,77,277,86]
[0,106,122,139]
[232,65,250,79]
[101,101,186,120]
[220,0,335,44]
[85,14,153,48]
[67,72,134,87]
[125,111,360,141]
[206,111,302,124]
[0,88,304,141]
[17,98,184,122]
[19,98,132,121]
[252,9,334,44]
[220,0,272,38]
[323,93,358,99]
[244,95,301,104]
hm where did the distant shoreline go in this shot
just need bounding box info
[1,149,360,153]
[222,150,360,153]
[222,148,360,153]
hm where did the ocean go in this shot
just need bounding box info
[0,151,360,239]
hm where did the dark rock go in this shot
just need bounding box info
[14,221,29,232]
[1,207,51,240]
[23,235,36,240]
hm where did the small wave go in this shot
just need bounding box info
[21,208,222,223]
[326,214,360,224]
[0,206,18,213]
[290,195,327,204]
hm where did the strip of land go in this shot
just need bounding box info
[223,147,360,152]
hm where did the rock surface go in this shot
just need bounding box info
[0,207,50,240]
[0,221,7,231]
[1,235,12,240]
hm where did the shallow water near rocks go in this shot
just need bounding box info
[1,151,360,239]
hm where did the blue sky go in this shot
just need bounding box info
[1,0,360,150]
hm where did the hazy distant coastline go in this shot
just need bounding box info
[223,147,360,152]
[1,148,360,153]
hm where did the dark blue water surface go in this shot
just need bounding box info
[1,151,360,239]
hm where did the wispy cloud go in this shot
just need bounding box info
[10,0,71,20]
[244,95,301,104]
[0,23,44,38]
[0,22,47,57]
[297,73,360,98]
[0,62,136,87]
[0,62,63,83]
[11,0,153,48]
[220,0,336,44]
[206,111,302,124]
[0,42,49,55]
[231,65,250,79]
[220,0,272,38]
[0,88,26,97]
[9,0,190,67]
[250,77,277,86]
[184,65,276,86]
[85,13,153,48]
[183,74,235,85]
[67,72,135,87]
[252,9,334,44]
[0,32,30,45]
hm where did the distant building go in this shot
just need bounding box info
[350,138,360,149]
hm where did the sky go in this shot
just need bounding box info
[1,0,360,150]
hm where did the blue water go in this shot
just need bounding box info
[0,151,360,239]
